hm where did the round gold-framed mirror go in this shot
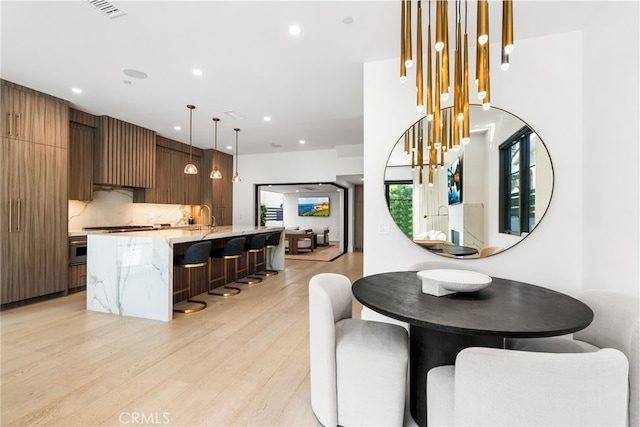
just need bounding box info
[384,105,554,258]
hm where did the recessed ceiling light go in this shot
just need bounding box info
[227,146,233,150]
[289,25,301,36]
[263,116,271,122]
[71,87,83,94]
[299,140,305,144]
[174,126,181,131]
[337,189,341,192]
[296,190,299,193]
[123,69,148,79]
[342,16,354,25]
[192,69,203,76]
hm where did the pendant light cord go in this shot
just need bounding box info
[189,107,193,162]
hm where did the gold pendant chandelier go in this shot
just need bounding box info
[400,0,514,186]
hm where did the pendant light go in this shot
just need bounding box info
[400,0,407,82]
[210,117,222,179]
[399,0,515,126]
[232,128,241,183]
[183,104,198,175]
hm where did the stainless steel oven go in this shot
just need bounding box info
[69,236,87,266]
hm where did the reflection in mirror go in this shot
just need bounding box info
[384,105,553,259]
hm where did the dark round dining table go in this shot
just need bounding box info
[352,271,594,427]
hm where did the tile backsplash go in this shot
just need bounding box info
[68,186,193,231]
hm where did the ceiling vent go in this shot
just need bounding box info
[224,111,245,120]
[87,0,126,19]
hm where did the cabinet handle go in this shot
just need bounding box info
[16,199,21,232]
[8,199,12,233]
[15,113,20,138]
[7,112,12,136]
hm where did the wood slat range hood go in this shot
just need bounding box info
[94,116,156,188]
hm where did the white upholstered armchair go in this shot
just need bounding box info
[506,290,639,426]
[427,347,629,426]
[309,273,409,426]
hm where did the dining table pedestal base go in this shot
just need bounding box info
[409,326,503,427]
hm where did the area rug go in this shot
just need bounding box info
[285,243,344,262]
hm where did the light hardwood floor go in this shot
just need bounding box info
[1,252,364,426]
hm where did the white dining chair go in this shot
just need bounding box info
[427,347,629,426]
[309,273,409,427]
[506,290,639,427]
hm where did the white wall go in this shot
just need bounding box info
[581,2,639,296]
[282,191,342,243]
[364,2,639,299]
[365,30,587,297]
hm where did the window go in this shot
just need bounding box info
[384,181,413,238]
[499,127,536,235]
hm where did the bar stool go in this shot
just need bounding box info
[236,233,266,285]
[255,230,281,276]
[173,241,211,313]
[208,236,245,297]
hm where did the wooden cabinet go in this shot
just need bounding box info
[68,121,94,201]
[1,137,68,305]
[201,149,234,225]
[94,116,155,188]
[1,80,68,148]
[68,264,86,293]
[1,80,69,306]
[133,136,202,205]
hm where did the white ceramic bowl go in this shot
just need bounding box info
[417,269,493,295]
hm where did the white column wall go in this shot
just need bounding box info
[365,1,639,300]
[581,2,639,297]
[364,31,585,296]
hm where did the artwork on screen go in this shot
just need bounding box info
[448,157,462,205]
[298,197,330,217]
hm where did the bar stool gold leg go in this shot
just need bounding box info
[236,249,263,285]
[173,263,208,314]
[255,246,277,277]
[208,256,241,296]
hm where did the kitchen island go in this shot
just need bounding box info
[86,226,284,321]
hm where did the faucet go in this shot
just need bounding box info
[211,216,217,230]
[198,205,212,228]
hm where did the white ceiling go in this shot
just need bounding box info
[0,1,598,157]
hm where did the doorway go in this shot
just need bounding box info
[254,182,349,254]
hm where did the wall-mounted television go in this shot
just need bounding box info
[448,157,462,205]
[298,197,330,217]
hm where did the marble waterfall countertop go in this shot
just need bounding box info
[86,226,284,322]
[70,225,278,240]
